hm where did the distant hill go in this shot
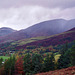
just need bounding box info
[0,27,16,37]
[19,19,75,37]
[0,19,75,43]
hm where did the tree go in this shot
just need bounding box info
[70,45,75,66]
[15,57,24,75]
[31,53,43,74]
[58,43,71,69]
[10,56,16,75]
[0,67,5,75]
[44,53,55,72]
[59,43,68,55]
[4,58,10,75]
[0,58,3,68]
[23,53,32,74]
[4,56,16,75]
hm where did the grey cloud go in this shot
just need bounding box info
[0,5,75,30]
[0,6,54,30]
[0,0,75,9]
[0,0,75,30]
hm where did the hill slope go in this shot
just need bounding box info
[15,27,75,49]
[0,27,75,56]
[0,19,75,43]
[11,19,75,38]
[0,27,16,37]
[36,66,75,75]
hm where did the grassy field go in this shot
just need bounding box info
[0,56,9,61]
[11,36,48,46]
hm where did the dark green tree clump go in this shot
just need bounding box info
[4,56,16,75]
[44,53,55,72]
[31,53,43,73]
[23,53,32,74]
[58,43,75,69]
[58,43,71,69]
[70,45,75,66]
[0,58,3,68]
[23,53,55,74]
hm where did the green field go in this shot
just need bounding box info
[0,56,10,61]
[11,36,48,46]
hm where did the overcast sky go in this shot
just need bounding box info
[0,0,75,30]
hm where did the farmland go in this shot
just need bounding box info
[0,56,9,61]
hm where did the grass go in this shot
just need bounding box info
[0,56,10,61]
[11,36,48,46]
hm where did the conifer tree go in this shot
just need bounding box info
[31,53,43,74]
[44,53,55,72]
[0,58,3,68]
[4,56,16,75]
[58,43,71,69]
[70,45,75,66]
[23,53,32,74]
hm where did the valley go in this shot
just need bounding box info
[0,19,75,75]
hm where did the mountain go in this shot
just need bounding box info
[22,19,67,37]
[0,27,16,37]
[0,19,75,43]
[20,19,75,37]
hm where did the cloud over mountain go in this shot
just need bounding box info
[0,0,75,30]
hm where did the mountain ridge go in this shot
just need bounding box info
[0,19,75,43]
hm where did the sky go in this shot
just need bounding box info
[0,0,75,30]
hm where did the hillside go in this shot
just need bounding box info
[0,27,16,37]
[36,66,75,75]
[0,27,75,57]
[14,27,75,50]
[23,19,75,37]
[0,19,75,43]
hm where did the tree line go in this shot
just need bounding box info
[0,44,75,75]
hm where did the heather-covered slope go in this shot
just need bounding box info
[35,66,75,75]
[15,27,75,50]
[0,19,75,43]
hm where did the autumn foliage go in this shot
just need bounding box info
[15,57,24,75]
